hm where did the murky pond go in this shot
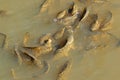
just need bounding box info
[0,0,120,80]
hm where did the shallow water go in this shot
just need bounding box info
[0,0,120,80]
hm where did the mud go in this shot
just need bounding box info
[0,33,6,48]
[0,0,120,80]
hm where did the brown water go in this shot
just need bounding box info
[0,0,120,80]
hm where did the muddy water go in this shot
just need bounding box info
[0,0,120,80]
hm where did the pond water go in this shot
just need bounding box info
[0,0,120,80]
